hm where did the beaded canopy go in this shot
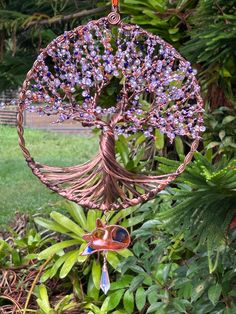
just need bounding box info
[17,16,204,211]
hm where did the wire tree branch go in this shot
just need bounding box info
[26,5,109,27]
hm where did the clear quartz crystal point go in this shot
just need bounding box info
[100,257,110,294]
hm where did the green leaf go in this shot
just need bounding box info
[87,273,99,301]
[229,290,236,297]
[133,147,145,168]
[34,217,70,235]
[38,284,50,309]
[50,212,84,237]
[92,260,101,290]
[110,206,137,224]
[219,130,226,141]
[221,68,232,77]
[206,142,220,150]
[135,134,146,146]
[208,283,222,305]
[107,252,121,270]
[77,243,89,263]
[175,136,184,157]
[12,250,21,266]
[116,142,129,166]
[135,287,146,312]
[147,0,166,11]
[38,240,79,259]
[155,129,164,150]
[147,302,164,313]
[123,290,134,314]
[181,282,193,299]
[173,299,187,313]
[121,214,146,228]
[55,294,76,311]
[162,264,172,282]
[84,303,101,314]
[40,268,52,283]
[87,210,97,231]
[49,253,71,279]
[116,249,133,258]
[148,289,158,304]
[110,275,133,290]
[223,309,234,314]
[106,289,125,311]
[100,296,110,314]
[168,28,179,35]
[170,33,181,42]
[36,299,53,314]
[155,156,179,166]
[59,250,78,278]
[65,203,87,229]
[222,115,235,124]
[129,274,145,292]
[191,281,207,302]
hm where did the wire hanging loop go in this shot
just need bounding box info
[108,0,121,25]
[112,0,119,11]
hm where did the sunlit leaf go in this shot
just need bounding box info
[208,283,222,305]
[38,240,79,260]
[135,287,146,311]
[92,259,101,290]
[59,250,78,278]
[123,290,134,314]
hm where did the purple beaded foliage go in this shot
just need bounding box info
[21,18,205,142]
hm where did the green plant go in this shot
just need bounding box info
[91,202,236,313]
[0,220,56,312]
[1,196,236,313]
[0,226,54,267]
[115,130,186,176]
[35,285,78,314]
[157,152,236,248]
[35,203,140,301]
[121,0,197,45]
[34,197,236,313]
[204,107,236,158]
[182,0,236,108]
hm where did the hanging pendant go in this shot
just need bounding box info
[100,254,110,295]
[81,218,130,294]
[81,218,130,255]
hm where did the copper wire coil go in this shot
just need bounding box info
[107,11,121,25]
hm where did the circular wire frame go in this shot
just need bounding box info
[17,17,204,211]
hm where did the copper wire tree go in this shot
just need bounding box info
[17,12,204,211]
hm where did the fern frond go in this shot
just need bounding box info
[158,154,236,247]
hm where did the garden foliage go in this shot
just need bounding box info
[0,0,236,313]
[1,198,236,313]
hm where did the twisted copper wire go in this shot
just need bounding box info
[17,102,201,210]
[17,18,204,212]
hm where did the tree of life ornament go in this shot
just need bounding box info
[17,0,205,294]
